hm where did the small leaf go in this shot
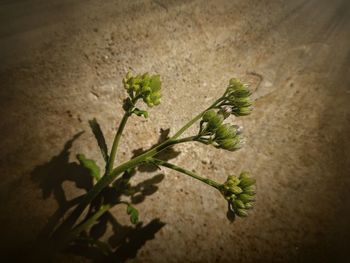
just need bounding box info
[149,74,161,92]
[126,204,139,224]
[133,108,149,118]
[88,118,109,163]
[77,154,101,181]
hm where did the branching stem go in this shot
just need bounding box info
[50,96,224,248]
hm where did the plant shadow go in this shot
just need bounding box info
[30,121,179,262]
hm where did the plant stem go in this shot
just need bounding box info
[106,112,129,175]
[171,98,224,140]
[151,158,222,190]
[50,137,189,242]
[67,204,112,243]
[51,97,223,247]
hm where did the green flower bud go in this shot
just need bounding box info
[217,136,241,151]
[149,74,161,93]
[222,172,256,218]
[233,199,245,209]
[232,106,252,116]
[236,208,248,217]
[208,116,224,131]
[243,185,256,195]
[226,79,251,98]
[239,194,255,203]
[141,73,151,87]
[202,110,224,131]
[123,72,162,107]
[215,124,238,140]
[230,185,243,195]
[229,78,240,86]
[244,202,254,209]
[144,90,161,107]
[226,175,240,185]
[202,110,217,122]
[141,85,152,94]
[239,172,256,188]
[229,96,252,107]
[225,180,237,187]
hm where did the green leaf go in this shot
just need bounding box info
[77,154,101,181]
[133,108,149,118]
[126,204,139,224]
[149,74,161,92]
[88,118,109,163]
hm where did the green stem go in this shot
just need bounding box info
[106,113,129,175]
[67,204,112,243]
[50,137,191,242]
[51,98,223,246]
[66,201,131,247]
[151,158,222,189]
[171,98,224,140]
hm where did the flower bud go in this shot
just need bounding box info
[230,185,243,195]
[215,124,238,140]
[233,199,245,209]
[222,171,256,218]
[236,208,248,217]
[202,110,217,122]
[202,110,224,132]
[243,185,256,195]
[228,96,252,108]
[226,175,240,185]
[141,73,151,87]
[244,202,254,209]
[239,194,255,203]
[232,106,252,117]
[239,172,256,188]
[122,72,162,107]
[217,136,241,151]
[226,78,251,98]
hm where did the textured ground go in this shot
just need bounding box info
[1,0,350,262]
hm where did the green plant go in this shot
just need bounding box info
[48,72,256,255]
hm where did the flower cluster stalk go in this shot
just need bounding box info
[151,158,222,190]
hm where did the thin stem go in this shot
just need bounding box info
[67,204,112,243]
[151,158,222,190]
[171,97,224,140]
[107,95,141,175]
[107,112,129,174]
[65,201,130,247]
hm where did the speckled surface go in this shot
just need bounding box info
[1,0,350,262]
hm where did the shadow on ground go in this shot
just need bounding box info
[29,120,180,262]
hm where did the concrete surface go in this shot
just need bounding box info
[1,0,350,262]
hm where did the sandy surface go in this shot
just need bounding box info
[1,0,350,262]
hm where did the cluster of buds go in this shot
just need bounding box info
[221,172,256,217]
[123,72,161,107]
[223,78,252,116]
[199,109,243,151]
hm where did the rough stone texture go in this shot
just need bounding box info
[1,0,350,262]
